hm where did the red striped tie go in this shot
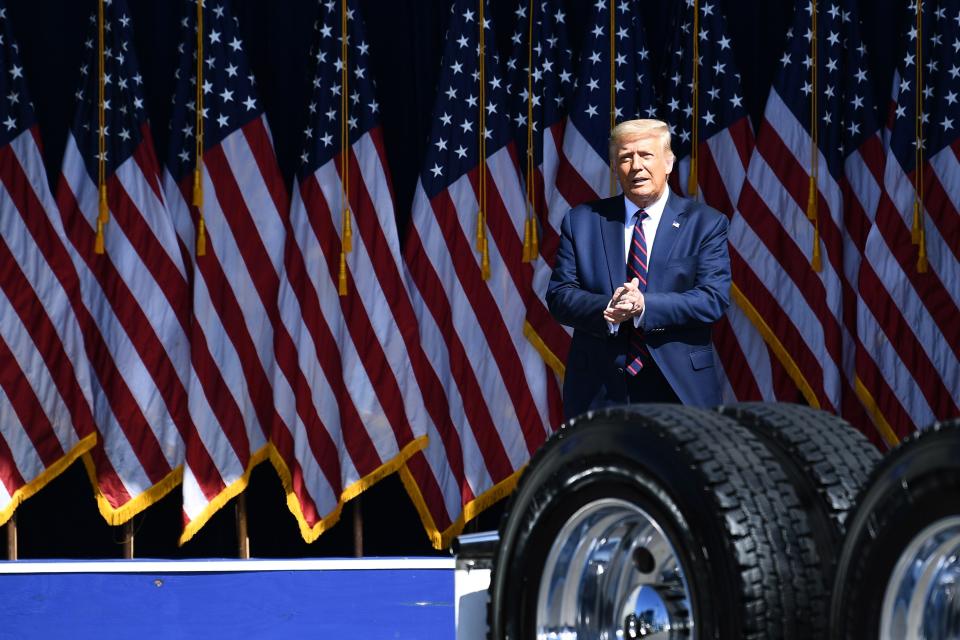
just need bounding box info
[625,210,648,376]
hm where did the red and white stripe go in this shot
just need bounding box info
[55,127,193,522]
[402,144,559,548]
[733,90,885,441]
[0,128,96,523]
[523,121,572,375]
[272,128,431,540]
[671,117,797,404]
[853,101,960,439]
[164,117,294,542]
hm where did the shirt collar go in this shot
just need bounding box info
[624,188,670,226]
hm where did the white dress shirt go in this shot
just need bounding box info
[623,187,668,263]
[608,188,671,332]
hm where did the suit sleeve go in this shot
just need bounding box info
[642,212,731,329]
[545,209,611,338]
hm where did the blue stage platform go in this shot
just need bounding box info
[0,558,458,639]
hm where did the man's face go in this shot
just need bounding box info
[614,133,674,208]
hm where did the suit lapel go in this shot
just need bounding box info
[648,194,685,291]
[598,195,625,294]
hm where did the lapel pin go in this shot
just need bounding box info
[672,220,680,228]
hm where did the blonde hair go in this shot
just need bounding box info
[608,119,673,162]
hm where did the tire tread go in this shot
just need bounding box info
[488,405,828,640]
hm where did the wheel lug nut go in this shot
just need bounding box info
[633,546,655,574]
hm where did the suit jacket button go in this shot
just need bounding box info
[616,367,624,375]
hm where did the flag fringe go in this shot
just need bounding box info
[731,283,820,410]
[523,320,565,378]
[399,461,527,550]
[269,435,429,545]
[83,453,184,528]
[178,445,272,546]
[0,433,97,528]
[852,375,901,448]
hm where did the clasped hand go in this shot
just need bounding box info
[603,277,643,324]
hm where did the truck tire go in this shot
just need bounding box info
[717,403,881,578]
[830,418,960,639]
[487,405,827,640]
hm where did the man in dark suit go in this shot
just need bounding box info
[546,119,731,419]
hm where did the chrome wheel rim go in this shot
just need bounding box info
[536,497,694,639]
[880,515,960,640]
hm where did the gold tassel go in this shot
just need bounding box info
[192,167,203,207]
[193,167,206,256]
[687,158,697,197]
[475,211,485,251]
[94,185,108,255]
[98,184,109,223]
[342,208,352,253]
[529,215,539,259]
[522,217,532,262]
[911,200,921,244]
[338,251,348,296]
[807,177,819,270]
[811,226,822,272]
[480,235,490,280]
[94,219,105,255]
[196,217,207,257]
[917,223,928,273]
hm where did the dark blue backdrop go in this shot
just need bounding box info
[4,0,902,558]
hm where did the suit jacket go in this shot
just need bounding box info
[546,192,731,419]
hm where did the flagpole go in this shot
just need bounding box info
[236,493,250,559]
[913,0,928,272]
[122,520,134,559]
[352,495,364,558]
[6,514,16,561]
[807,0,822,272]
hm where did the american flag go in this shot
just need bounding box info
[0,3,96,523]
[732,0,882,441]
[55,0,194,522]
[554,0,658,206]
[163,0,293,542]
[661,0,798,403]
[857,0,959,438]
[272,0,432,541]
[401,0,558,548]
[504,0,575,375]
